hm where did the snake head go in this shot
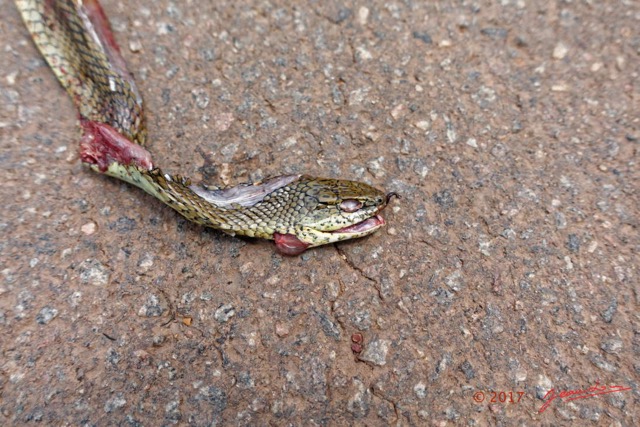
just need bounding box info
[190,174,396,255]
[273,176,396,255]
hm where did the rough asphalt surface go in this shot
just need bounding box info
[1,0,638,425]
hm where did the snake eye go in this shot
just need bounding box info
[339,199,363,213]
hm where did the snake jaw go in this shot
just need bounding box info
[333,214,386,234]
[274,212,387,255]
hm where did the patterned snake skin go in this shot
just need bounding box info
[16,0,394,255]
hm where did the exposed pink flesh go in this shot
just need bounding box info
[80,120,153,172]
[79,0,123,55]
[333,215,385,234]
[78,0,139,95]
[274,233,310,256]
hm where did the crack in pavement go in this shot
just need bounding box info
[333,244,384,300]
[334,244,377,283]
[370,385,400,423]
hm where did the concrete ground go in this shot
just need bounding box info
[1,0,638,425]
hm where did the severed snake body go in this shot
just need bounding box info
[16,0,395,255]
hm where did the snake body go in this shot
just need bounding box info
[16,0,394,255]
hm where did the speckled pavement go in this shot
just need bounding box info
[1,0,638,425]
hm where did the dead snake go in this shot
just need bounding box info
[16,0,395,255]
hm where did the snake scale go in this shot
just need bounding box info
[16,0,395,255]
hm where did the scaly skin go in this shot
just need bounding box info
[16,0,395,254]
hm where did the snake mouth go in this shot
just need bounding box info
[331,215,385,234]
[274,215,385,256]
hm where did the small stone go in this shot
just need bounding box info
[213,112,234,132]
[333,8,352,24]
[567,234,580,253]
[445,270,464,292]
[347,379,370,418]
[214,304,235,323]
[412,31,432,44]
[351,308,372,330]
[466,138,478,148]
[113,216,136,233]
[138,294,167,317]
[600,338,623,354]
[104,394,126,413]
[198,386,227,413]
[418,410,430,420]
[164,400,181,421]
[129,39,142,52]
[358,7,369,25]
[192,88,210,109]
[81,222,96,235]
[445,407,460,420]
[366,157,385,178]
[358,339,389,366]
[165,65,179,79]
[579,405,602,421]
[536,375,553,399]
[472,86,497,108]
[281,137,297,149]
[137,253,154,273]
[200,48,216,62]
[78,259,110,286]
[555,212,567,229]
[480,28,508,39]
[36,306,58,324]
[414,382,427,399]
[514,368,527,382]
[6,71,18,85]
[553,43,568,59]
[564,255,574,270]
[156,22,174,35]
[433,189,454,208]
[134,350,150,363]
[390,104,404,119]
[69,291,82,307]
[275,322,289,337]
[415,120,430,130]
[355,46,372,61]
[318,313,341,339]
[152,335,166,346]
[590,354,617,372]
[413,159,429,178]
